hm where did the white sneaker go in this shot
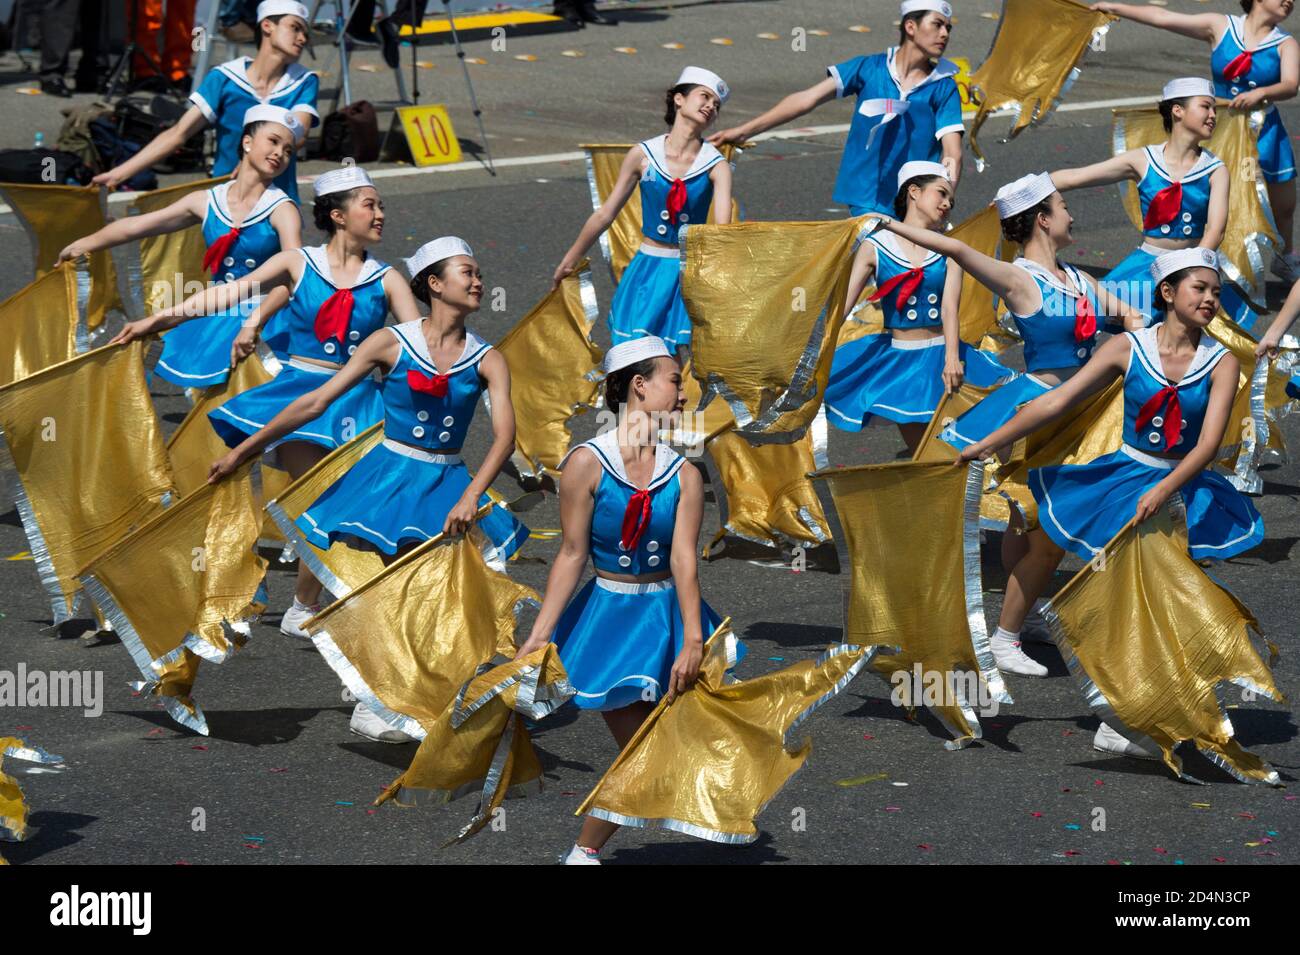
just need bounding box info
[991,635,1048,677]
[562,844,601,865]
[1092,721,1159,761]
[279,602,319,640]
[349,702,416,743]
[1271,253,1300,283]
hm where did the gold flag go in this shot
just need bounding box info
[1042,502,1283,784]
[811,460,1009,746]
[377,644,574,844]
[0,182,125,330]
[494,260,602,479]
[912,382,1012,529]
[0,739,64,863]
[128,175,229,318]
[79,458,265,668]
[133,648,208,736]
[0,264,86,387]
[0,342,174,623]
[576,622,883,843]
[265,423,388,596]
[682,216,873,442]
[1113,107,1279,308]
[968,0,1115,167]
[579,143,748,283]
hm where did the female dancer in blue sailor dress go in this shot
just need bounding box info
[209,236,528,742]
[553,67,733,352]
[825,160,1011,453]
[957,248,1264,758]
[1095,1,1300,278]
[72,106,303,389]
[92,2,319,201]
[117,166,416,638]
[1049,78,1253,327]
[514,336,730,865]
[871,173,1146,676]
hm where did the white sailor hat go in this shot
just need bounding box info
[994,172,1056,219]
[1160,77,1215,102]
[901,0,953,18]
[1149,247,1219,285]
[676,66,729,104]
[405,236,474,277]
[313,165,375,197]
[256,1,309,22]
[604,336,672,375]
[241,104,303,140]
[896,160,950,192]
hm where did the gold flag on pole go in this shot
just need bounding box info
[0,265,86,387]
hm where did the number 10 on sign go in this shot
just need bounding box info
[396,105,462,166]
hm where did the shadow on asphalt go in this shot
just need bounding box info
[1,810,96,864]
[604,829,786,865]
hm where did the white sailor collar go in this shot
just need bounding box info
[390,319,490,375]
[1130,324,1226,388]
[639,134,724,181]
[886,46,960,97]
[1228,14,1290,51]
[1145,145,1222,184]
[869,230,942,268]
[561,428,685,491]
[1015,257,1090,298]
[218,57,316,101]
[208,181,291,228]
[301,245,390,289]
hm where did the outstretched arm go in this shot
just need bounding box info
[708,75,839,146]
[56,191,206,264]
[92,107,210,191]
[1090,3,1221,43]
[1050,150,1142,193]
[553,146,643,287]
[957,333,1131,461]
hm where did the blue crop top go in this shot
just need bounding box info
[1212,15,1291,105]
[284,246,391,363]
[867,232,946,329]
[1123,325,1228,453]
[638,134,725,245]
[203,182,294,282]
[1137,146,1222,241]
[562,430,687,576]
[1009,259,1101,372]
[380,320,491,452]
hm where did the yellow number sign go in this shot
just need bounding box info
[395,104,462,166]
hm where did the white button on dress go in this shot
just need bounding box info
[439,431,452,442]
[443,415,455,426]
[412,426,425,438]
[647,555,660,567]
[417,411,429,422]
[323,341,336,354]
[618,555,632,568]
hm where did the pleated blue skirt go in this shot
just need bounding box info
[607,247,691,350]
[940,373,1053,452]
[155,309,244,389]
[1030,444,1264,561]
[294,438,528,560]
[552,577,733,711]
[208,360,383,451]
[825,334,1011,432]
[1259,107,1296,183]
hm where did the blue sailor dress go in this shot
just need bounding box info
[155,182,295,389]
[607,134,724,350]
[941,259,1101,451]
[1212,14,1296,183]
[824,232,1011,431]
[1030,325,1264,561]
[207,246,386,451]
[188,57,320,201]
[550,431,733,711]
[289,320,529,561]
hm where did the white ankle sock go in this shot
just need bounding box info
[291,598,317,613]
[993,627,1020,643]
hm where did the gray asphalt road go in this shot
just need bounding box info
[1,1,1297,865]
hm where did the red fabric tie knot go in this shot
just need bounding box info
[1073,293,1096,344]
[666,178,688,221]
[407,369,450,397]
[1135,385,1183,451]
[1143,180,1183,230]
[202,227,242,277]
[620,489,652,552]
[1223,51,1253,82]
[869,267,925,313]
[313,288,355,345]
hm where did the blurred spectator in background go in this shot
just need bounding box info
[553,0,612,26]
[345,0,427,69]
[219,0,261,43]
[132,0,198,89]
[20,0,80,97]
